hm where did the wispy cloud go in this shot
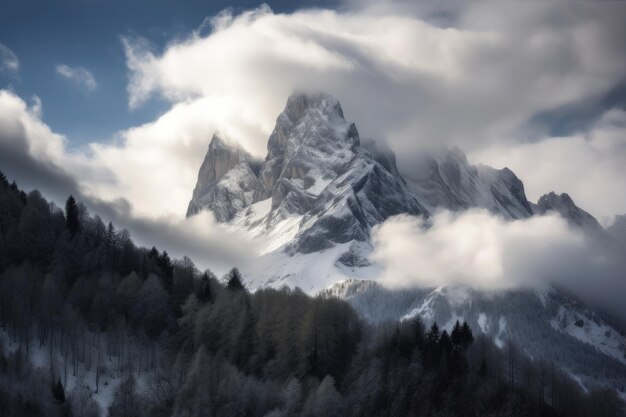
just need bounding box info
[55,64,97,92]
[0,43,19,75]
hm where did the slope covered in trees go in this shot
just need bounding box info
[0,171,622,417]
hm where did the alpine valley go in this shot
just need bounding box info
[187,92,626,396]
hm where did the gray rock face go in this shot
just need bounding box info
[534,192,603,233]
[186,135,259,222]
[253,92,424,252]
[403,147,533,219]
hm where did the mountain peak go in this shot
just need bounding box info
[403,146,533,218]
[535,192,603,233]
[283,92,344,121]
[186,133,259,221]
[208,133,229,150]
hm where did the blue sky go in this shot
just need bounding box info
[0,0,334,147]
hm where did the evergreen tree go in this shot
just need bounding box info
[427,322,440,345]
[439,330,452,355]
[479,357,488,378]
[65,195,80,239]
[105,221,116,250]
[461,321,474,348]
[226,267,245,291]
[52,377,66,404]
[451,320,463,346]
[196,272,213,303]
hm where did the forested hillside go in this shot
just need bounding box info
[0,171,622,417]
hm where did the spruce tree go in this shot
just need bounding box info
[461,321,474,348]
[451,320,463,346]
[52,377,66,404]
[197,272,213,303]
[427,322,440,345]
[65,195,80,239]
[226,267,245,291]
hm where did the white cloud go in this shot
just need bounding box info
[371,210,594,290]
[105,2,626,219]
[0,43,19,75]
[472,109,626,221]
[56,64,97,92]
[0,90,258,273]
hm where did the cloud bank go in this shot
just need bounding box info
[56,64,97,92]
[371,210,594,290]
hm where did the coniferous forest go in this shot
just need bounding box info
[0,171,623,417]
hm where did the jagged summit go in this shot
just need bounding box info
[187,92,608,261]
[402,146,533,219]
[534,191,603,233]
[187,92,424,254]
[186,134,259,221]
[256,91,360,214]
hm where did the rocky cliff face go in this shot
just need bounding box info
[403,147,533,219]
[534,192,604,234]
[186,134,259,222]
[187,92,426,253]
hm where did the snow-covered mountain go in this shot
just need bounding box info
[533,191,604,235]
[186,91,626,395]
[189,93,425,257]
[187,92,608,275]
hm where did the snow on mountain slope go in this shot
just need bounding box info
[403,147,533,219]
[245,241,381,293]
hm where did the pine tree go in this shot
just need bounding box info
[451,320,463,346]
[65,195,80,239]
[461,321,474,348]
[439,330,452,355]
[196,272,213,303]
[226,267,245,291]
[52,377,66,404]
[479,357,488,378]
[427,322,440,345]
[105,221,116,250]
